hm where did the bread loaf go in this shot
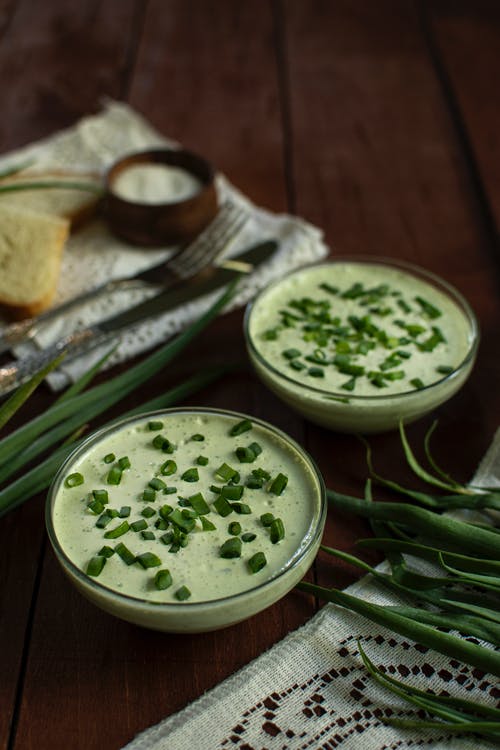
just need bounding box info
[0,203,69,318]
[0,170,100,228]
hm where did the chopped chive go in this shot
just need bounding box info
[269,473,288,496]
[155,518,169,531]
[341,377,357,392]
[119,506,131,518]
[235,442,262,463]
[96,512,114,529]
[213,494,233,517]
[163,486,177,495]
[181,508,197,520]
[415,295,441,319]
[115,542,136,565]
[103,453,115,464]
[149,477,166,491]
[436,365,454,375]
[118,456,131,470]
[228,521,242,535]
[209,484,222,494]
[308,366,324,378]
[289,359,306,371]
[98,545,115,558]
[221,485,244,501]
[154,569,172,590]
[248,551,267,573]
[131,519,148,532]
[269,517,285,543]
[410,377,425,390]
[190,433,205,442]
[260,512,275,527]
[103,520,130,539]
[175,585,191,601]
[220,537,242,558]
[159,504,173,520]
[169,508,196,533]
[196,455,209,466]
[64,472,84,488]
[188,492,210,515]
[153,435,175,453]
[141,530,155,541]
[181,467,199,482]
[229,418,253,436]
[106,466,122,485]
[136,552,162,569]
[142,487,156,503]
[201,516,216,531]
[148,420,164,431]
[160,531,174,545]
[282,348,302,360]
[92,489,108,504]
[160,459,177,476]
[231,502,252,515]
[88,500,105,515]
[215,463,238,482]
[241,532,257,543]
[141,506,156,518]
[86,555,106,577]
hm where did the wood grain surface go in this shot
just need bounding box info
[0,2,499,749]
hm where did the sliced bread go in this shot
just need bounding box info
[0,203,69,318]
[0,170,100,228]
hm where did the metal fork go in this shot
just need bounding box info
[0,199,248,354]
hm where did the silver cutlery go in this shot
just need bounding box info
[0,198,248,355]
[0,239,278,397]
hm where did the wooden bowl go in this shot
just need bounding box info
[104,148,218,246]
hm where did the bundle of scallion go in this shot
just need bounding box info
[298,421,500,740]
[0,278,239,519]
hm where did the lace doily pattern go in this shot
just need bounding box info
[0,101,328,389]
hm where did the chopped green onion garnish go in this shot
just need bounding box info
[141,530,155,541]
[196,455,209,466]
[201,516,216,531]
[269,517,285,543]
[260,512,274,526]
[181,467,199,482]
[88,500,105,515]
[95,512,114,529]
[142,487,156,503]
[154,569,172,590]
[213,494,233,517]
[169,508,196,533]
[190,433,205,441]
[136,552,162,569]
[159,504,173,520]
[131,519,148,532]
[148,420,164,431]
[221,485,244,501]
[92,489,108,504]
[269,473,288,495]
[119,506,131,518]
[188,492,210,515]
[118,456,131,470]
[235,442,262,463]
[175,585,191,601]
[415,295,441,319]
[220,537,242,558]
[282,348,302,360]
[436,365,454,374]
[229,418,253,436]
[86,555,106,577]
[308,366,324,378]
[153,435,175,453]
[241,532,257,543]
[214,462,238,482]
[103,453,115,464]
[228,521,242,535]
[248,551,267,573]
[98,545,115,558]
[163,486,177,495]
[410,377,425,390]
[103,520,130,539]
[141,506,156,518]
[149,477,166,491]
[115,542,136,565]
[231,502,252,514]
[106,466,122,485]
[160,459,177,476]
[64,472,84,488]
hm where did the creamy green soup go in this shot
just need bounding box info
[51,410,323,605]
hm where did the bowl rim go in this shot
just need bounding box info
[45,406,327,614]
[244,255,480,404]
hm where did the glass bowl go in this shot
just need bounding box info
[244,257,479,434]
[46,407,326,632]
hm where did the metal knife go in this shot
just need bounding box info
[0,239,277,398]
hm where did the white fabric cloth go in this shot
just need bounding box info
[0,101,328,388]
[122,434,500,750]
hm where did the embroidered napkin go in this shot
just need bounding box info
[122,431,500,750]
[0,101,328,389]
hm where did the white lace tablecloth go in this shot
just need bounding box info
[0,100,328,388]
[122,432,500,750]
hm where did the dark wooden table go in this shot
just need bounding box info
[0,2,499,748]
